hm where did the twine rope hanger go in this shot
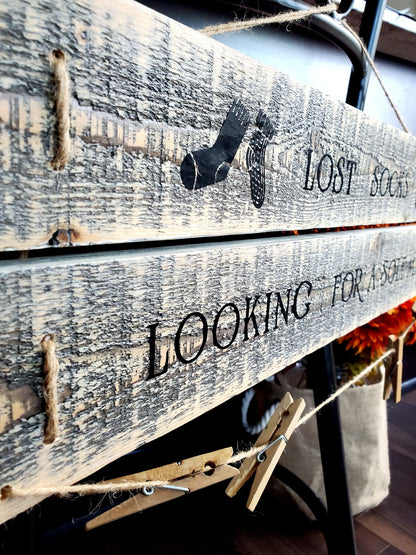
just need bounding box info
[199,1,411,134]
[340,20,411,134]
[49,2,410,172]
[200,3,338,36]
[50,49,71,171]
[41,335,60,445]
[3,318,414,500]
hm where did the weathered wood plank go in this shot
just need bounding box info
[0,225,415,522]
[0,0,415,251]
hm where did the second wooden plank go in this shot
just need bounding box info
[0,225,415,522]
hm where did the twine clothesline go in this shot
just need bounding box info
[199,2,411,135]
[228,345,395,464]
[4,318,414,500]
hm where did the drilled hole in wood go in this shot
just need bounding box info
[52,49,65,60]
[0,485,12,500]
[203,462,216,476]
[49,228,79,246]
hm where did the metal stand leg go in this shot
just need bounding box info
[307,344,357,555]
[273,464,331,542]
[346,0,387,109]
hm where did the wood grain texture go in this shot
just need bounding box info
[0,225,415,523]
[0,0,415,251]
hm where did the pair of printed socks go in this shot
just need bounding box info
[180,99,275,209]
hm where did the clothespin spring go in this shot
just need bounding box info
[142,484,190,496]
[256,435,288,462]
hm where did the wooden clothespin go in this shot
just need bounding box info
[85,447,238,530]
[384,334,404,403]
[225,392,305,512]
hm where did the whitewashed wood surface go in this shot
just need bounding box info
[0,225,415,522]
[0,0,415,251]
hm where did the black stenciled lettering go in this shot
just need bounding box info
[395,257,406,281]
[304,148,314,190]
[380,263,388,286]
[175,311,208,364]
[400,171,409,198]
[292,281,312,319]
[370,166,380,197]
[366,257,413,292]
[332,274,342,306]
[317,154,333,192]
[379,167,390,196]
[396,257,406,281]
[369,164,409,199]
[394,171,407,198]
[264,292,272,333]
[274,289,291,328]
[345,160,357,195]
[304,149,357,195]
[389,171,399,197]
[341,271,354,302]
[333,269,363,304]
[332,157,345,194]
[404,172,410,198]
[244,295,261,341]
[353,268,364,302]
[386,259,398,284]
[147,323,169,380]
[212,303,240,349]
[396,173,404,198]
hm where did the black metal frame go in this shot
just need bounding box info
[346,0,387,108]
[306,345,356,554]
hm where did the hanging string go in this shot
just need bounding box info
[341,20,411,134]
[296,347,392,428]
[0,480,169,499]
[199,3,411,135]
[229,346,395,464]
[3,320,411,500]
[200,3,338,37]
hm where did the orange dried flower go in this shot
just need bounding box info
[338,297,416,358]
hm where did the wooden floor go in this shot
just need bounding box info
[354,388,416,555]
[1,389,415,554]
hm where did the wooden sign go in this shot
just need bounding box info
[0,0,415,251]
[1,0,416,526]
[1,226,415,522]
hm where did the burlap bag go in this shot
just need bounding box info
[243,370,390,516]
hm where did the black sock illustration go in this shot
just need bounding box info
[180,98,249,190]
[246,110,275,209]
